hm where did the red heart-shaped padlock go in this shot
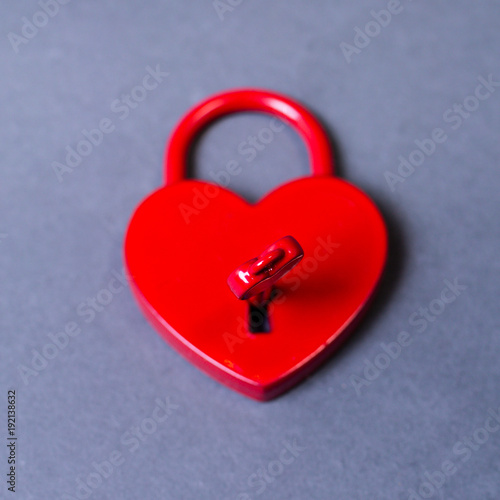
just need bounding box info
[125,89,387,400]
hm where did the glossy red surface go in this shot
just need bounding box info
[124,89,387,400]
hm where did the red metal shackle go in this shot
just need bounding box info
[164,88,334,185]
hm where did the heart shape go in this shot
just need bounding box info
[125,88,387,400]
[125,176,386,400]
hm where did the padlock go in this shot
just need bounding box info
[125,89,387,401]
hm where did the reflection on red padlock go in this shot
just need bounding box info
[227,236,304,302]
[125,88,387,400]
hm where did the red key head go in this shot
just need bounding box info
[227,236,304,301]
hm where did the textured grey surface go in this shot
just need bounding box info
[1,1,500,499]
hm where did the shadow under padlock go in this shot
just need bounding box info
[125,88,388,400]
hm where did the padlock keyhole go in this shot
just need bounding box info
[247,300,271,333]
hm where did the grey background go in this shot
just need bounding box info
[1,1,499,499]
